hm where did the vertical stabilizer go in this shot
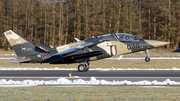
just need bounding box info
[4,30,45,57]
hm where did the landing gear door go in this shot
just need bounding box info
[108,45,117,56]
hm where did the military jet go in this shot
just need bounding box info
[4,30,170,72]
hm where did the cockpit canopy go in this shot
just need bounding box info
[97,33,143,41]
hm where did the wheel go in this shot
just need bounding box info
[78,64,86,72]
[145,57,150,62]
[78,64,89,72]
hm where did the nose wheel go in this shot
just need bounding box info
[78,61,90,72]
[145,49,150,62]
[145,57,150,62]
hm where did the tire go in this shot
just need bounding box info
[78,64,86,72]
[145,57,150,62]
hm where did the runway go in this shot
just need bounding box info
[0,70,179,86]
[0,70,179,77]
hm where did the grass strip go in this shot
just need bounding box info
[0,86,179,101]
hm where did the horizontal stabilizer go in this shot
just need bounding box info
[9,58,32,63]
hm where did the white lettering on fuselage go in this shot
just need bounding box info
[22,48,32,52]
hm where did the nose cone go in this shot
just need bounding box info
[144,40,170,47]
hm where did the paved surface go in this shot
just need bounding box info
[0,70,180,86]
[0,70,180,81]
[0,70,179,77]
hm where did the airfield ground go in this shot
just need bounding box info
[0,86,180,100]
[0,50,180,100]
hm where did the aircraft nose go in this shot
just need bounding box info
[144,40,170,47]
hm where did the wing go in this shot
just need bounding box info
[52,41,101,57]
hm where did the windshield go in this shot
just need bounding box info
[98,34,112,41]
[97,33,142,41]
[116,33,142,41]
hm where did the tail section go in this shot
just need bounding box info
[4,30,45,57]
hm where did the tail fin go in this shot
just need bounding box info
[4,30,45,57]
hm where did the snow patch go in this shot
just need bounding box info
[0,77,180,87]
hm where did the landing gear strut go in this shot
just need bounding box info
[145,49,150,62]
[78,60,90,72]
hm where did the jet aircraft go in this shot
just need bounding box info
[4,30,170,72]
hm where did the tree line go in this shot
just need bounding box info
[0,0,180,51]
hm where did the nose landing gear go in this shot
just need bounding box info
[145,49,150,62]
[78,61,90,72]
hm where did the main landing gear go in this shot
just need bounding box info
[78,61,90,72]
[145,49,150,62]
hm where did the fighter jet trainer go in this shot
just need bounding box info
[4,30,170,72]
